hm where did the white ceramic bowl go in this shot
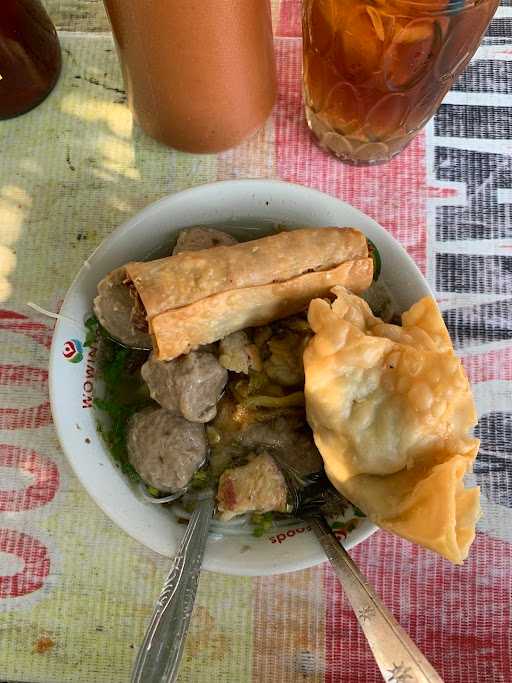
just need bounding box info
[49,179,431,576]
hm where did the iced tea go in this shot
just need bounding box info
[303,0,499,164]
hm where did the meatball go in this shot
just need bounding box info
[141,354,179,413]
[93,267,152,349]
[175,352,228,422]
[141,351,227,423]
[127,407,207,492]
[172,226,237,254]
[234,418,323,476]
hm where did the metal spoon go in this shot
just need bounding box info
[134,466,444,683]
[103,331,152,352]
[131,489,215,683]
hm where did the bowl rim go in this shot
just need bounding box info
[49,178,433,575]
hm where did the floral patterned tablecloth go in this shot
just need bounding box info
[0,1,511,681]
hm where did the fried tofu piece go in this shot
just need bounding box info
[219,331,261,374]
[217,453,288,521]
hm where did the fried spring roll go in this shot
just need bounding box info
[151,257,373,360]
[125,227,368,319]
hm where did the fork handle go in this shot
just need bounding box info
[308,516,444,683]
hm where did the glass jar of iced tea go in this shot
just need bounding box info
[0,0,61,120]
[303,0,499,165]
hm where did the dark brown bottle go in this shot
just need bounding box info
[0,0,61,119]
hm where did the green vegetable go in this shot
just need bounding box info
[93,331,152,481]
[94,396,149,481]
[84,316,99,347]
[206,426,221,446]
[102,346,130,386]
[251,511,273,537]
[189,469,213,491]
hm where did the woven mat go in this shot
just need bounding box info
[0,2,511,681]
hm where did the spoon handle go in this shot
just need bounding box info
[131,495,215,683]
[308,515,444,683]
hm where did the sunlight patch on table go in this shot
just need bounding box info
[0,185,29,301]
[108,197,135,214]
[0,185,31,246]
[0,242,16,301]
[18,159,42,175]
[99,135,141,179]
[60,92,133,139]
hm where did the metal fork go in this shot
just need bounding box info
[285,467,444,683]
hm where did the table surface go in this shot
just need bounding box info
[1,1,511,682]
